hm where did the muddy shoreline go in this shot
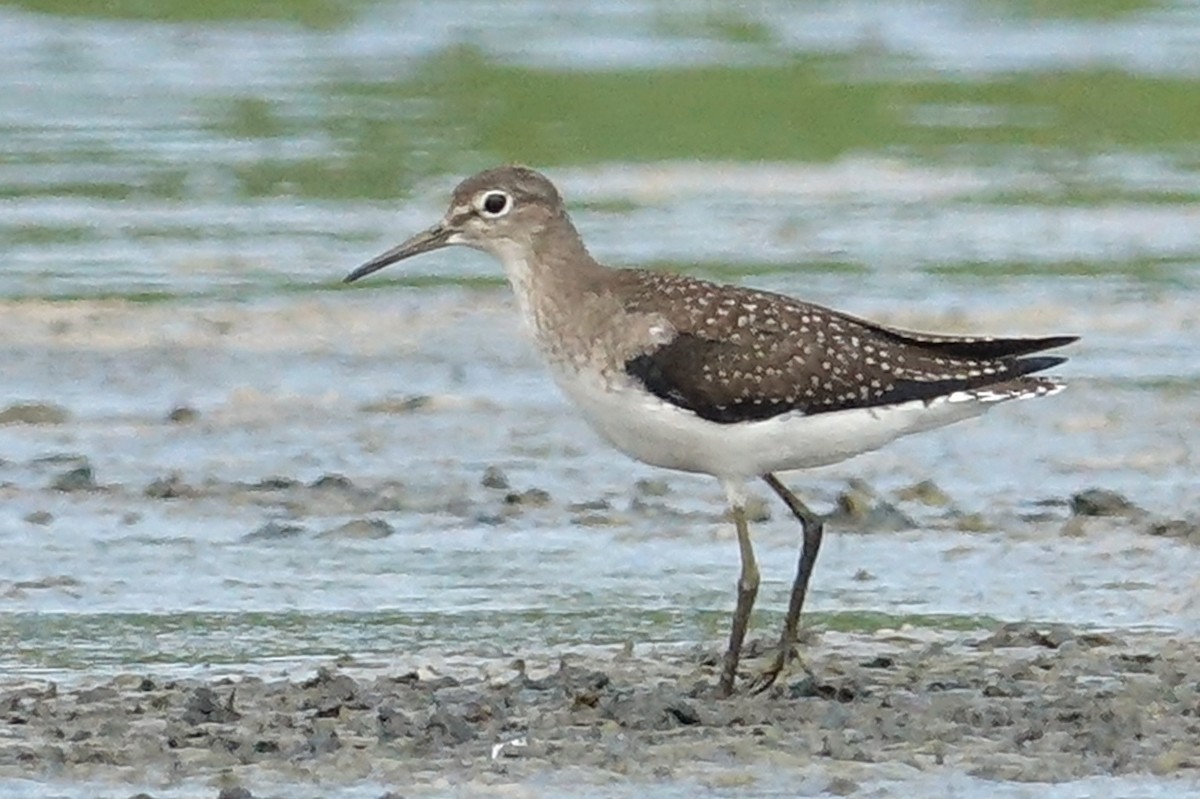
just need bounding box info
[3,623,1198,795]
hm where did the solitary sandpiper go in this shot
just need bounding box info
[345,165,1076,697]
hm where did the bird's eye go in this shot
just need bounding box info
[481,191,510,217]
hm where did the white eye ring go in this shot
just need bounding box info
[478,190,511,218]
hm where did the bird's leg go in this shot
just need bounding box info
[717,502,760,698]
[750,473,825,694]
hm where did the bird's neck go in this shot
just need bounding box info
[491,216,612,338]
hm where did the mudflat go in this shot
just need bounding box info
[2,624,1197,795]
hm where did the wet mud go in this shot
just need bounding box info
[2,623,1199,795]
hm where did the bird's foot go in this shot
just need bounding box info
[747,644,813,695]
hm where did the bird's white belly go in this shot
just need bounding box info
[549,366,992,481]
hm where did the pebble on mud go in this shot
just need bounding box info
[360,395,434,414]
[242,521,307,542]
[568,498,611,512]
[216,787,254,799]
[826,776,861,796]
[166,405,199,424]
[1070,488,1144,518]
[303,473,405,515]
[310,473,354,491]
[895,479,952,507]
[7,575,82,594]
[504,488,551,507]
[1145,517,1200,545]
[481,466,510,490]
[0,402,70,425]
[50,464,97,492]
[320,518,394,539]
[251,476,301,491]
[144,473,195,499]
[828,480,914,532]
[975,622,1076,650]
[952,512,992,533]
[633,478,671,497]
[571,511,621,527]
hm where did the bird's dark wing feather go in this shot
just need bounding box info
[625,336,803,423]
[617,272,1075,425]
[625,332,1068,424]
[840,314,1078,360]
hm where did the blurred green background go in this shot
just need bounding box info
[2,0,1199,297]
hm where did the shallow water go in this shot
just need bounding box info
[1,1,1200,796]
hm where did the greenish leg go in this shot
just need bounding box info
[718,503,760,698]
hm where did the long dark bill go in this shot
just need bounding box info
[343,224,452,283]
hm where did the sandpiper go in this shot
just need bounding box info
[345,165,1076,697]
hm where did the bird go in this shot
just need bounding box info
[344,164,1076,697]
